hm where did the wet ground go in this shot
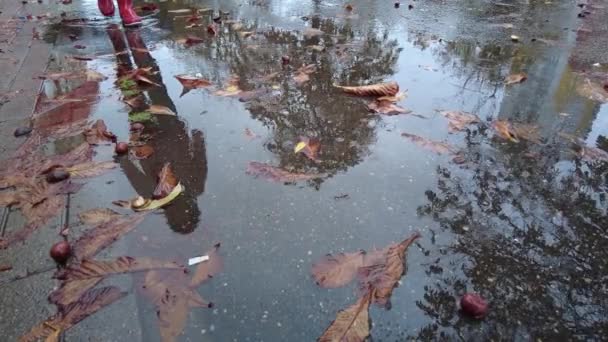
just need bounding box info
[1,0,608,341]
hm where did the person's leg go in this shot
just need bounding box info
[98,0,115,16]
[117,0,142,26]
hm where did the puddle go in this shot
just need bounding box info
[1,0,608,340]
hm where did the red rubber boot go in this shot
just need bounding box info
[117,0,142,26]
[98,0,115,16]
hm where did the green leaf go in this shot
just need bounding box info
[128,111,155,123]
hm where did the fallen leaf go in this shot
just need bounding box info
[148,105,176,116]
[20,287,126,342]
[303,27,324,38]
[124,95,146,110]
[190,243,223,287]
[186,15,201,23]
[246,162,323,183]
[401,133,455,154]
[335,81,399,97]
[358,233,420,307]
[142,268,214,342]
[78,208,122,226]
[318,292,371,342]
[136,184,184,211]
[367,100,411,115]
[294,137,321,161]
[576,78,608,103]
[153,163,178,199]
[66,161,117,178]
[207,24,217,35]
[174,75,212,90]
[312,250,384,288]
[293,64,316,85]
[49,257,182,307]
[72,213,146,259]
[505,72,527,85]
[439,110,481,132]
[131,145,154,159]
[177,35,205,46]
[377,91,407,102]
[83,120,115,145]
[119,68,160,87]
[492,120,540,143]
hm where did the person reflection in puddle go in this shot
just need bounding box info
[106,25,208,233]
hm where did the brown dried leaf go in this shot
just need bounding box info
[367,100,411,115]
[190,243,223,287]
[131,145,154,159]
[177,35,204,46]
[358,233,420,307]
[174,75,212,89]
[293,64,316,85]
[142,270,213,342]
[148,105,176,116]
[401,133,454,154]
[335,81,399,97]
[72,213,146,260]
[83,120,115,145]
[124,95,145,109]
[312,251,365,288]
[20,287,125,342]
[295,137,321,162]
[78,208,121,226]
[318,292,371,342]
[49,257,182,307]
[246,162,323,183]
[66,161,117,178]
[153,163,179,200]
[505,72,527,85]
[492,120,540,143]
[439,110,480,132]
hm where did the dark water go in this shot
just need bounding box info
[2,0,608,340]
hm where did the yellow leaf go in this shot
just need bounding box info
[271,84,280,90]
[225,85,239,93]
[294,141,308,153]
[134,183,184,212]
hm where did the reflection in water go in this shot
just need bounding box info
[414,125,608,340]
[107,25,207,233]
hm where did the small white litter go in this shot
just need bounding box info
[188,255,210,266]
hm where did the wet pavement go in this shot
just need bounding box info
[1,0,608,341]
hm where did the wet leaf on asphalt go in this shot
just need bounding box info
[174,75,212,91]
[293,64,316,85]
[376,91,407,102]
[49,257,183,307]
[72,213,146,259]
[190,243,223,287]
[400,132,455,154]
[294,137,321,162]
[246,162,323,183]
[142,268,214,342]
[176,35,205,46]
[119,67,160,87]
[312,249,384,288]
[358,232,420,307]
[20,287,126,342]
[367,100,411,115]
[131,145,154,159]
[78,208,122,226]
[124,95,146,110]
[66,161,117,179]
[439,110,481,132]
[505,72,527,85]
[153,163,179,200]
[318,292,371,342]
[83,120,115,145]
[148,105,177,116]
[492,120,540,143]
[335,81,399,97]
